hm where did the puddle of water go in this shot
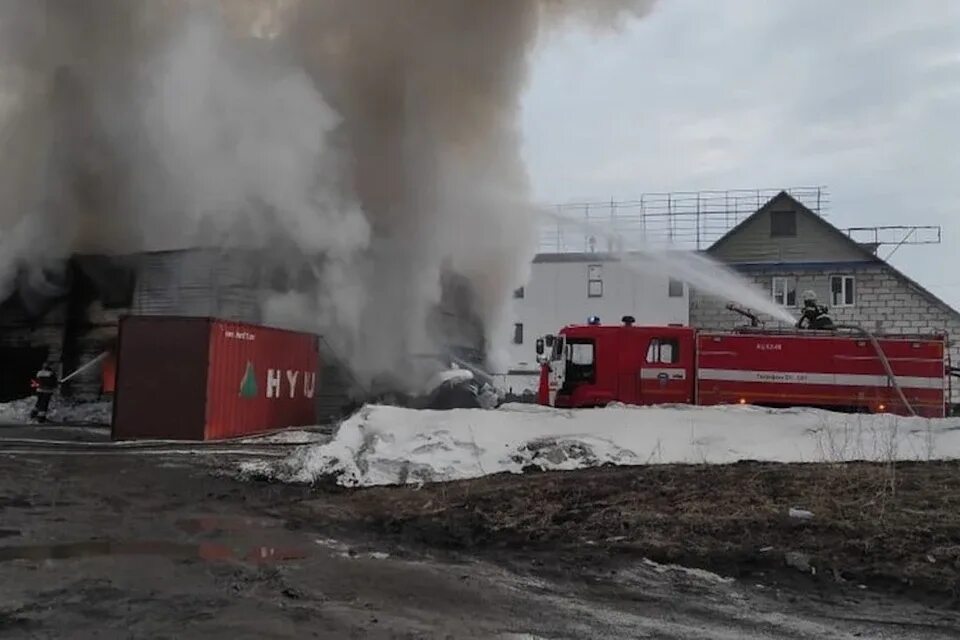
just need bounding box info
[0,540,307,564]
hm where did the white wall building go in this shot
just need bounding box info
[503,252,689,393]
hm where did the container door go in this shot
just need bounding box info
[639,334,693,406]
[112,316,210,441]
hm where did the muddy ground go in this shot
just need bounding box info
[1,431,960,638]
[297,461,960,603]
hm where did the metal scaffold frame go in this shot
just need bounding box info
[540,186,829,253]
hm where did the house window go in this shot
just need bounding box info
[587,264,603,298]
[513,323,523,345]
[513,287,525,299]
[830,275,855,307]
[770,211,797,238]
[668,278,684,298]
[646,338,680,364]
[772,277,797,307]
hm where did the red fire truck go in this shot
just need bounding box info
[535,317,950,418]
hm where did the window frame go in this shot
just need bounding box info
[587,264,603,298]
[646,338,680,365]
[830,275,856,307]
[587,279,603,298]
[569,342,595,366]
[513,323,523,345]
[771,276,798,307]
[564,338,596,385]
[668,278,684,298]
[770,210,798,238]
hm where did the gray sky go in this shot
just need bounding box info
[521,0,960,308]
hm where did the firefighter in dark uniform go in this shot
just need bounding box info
[796,290,834,330]
[30,362,58,423]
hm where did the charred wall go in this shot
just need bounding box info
[0,248,486,408]
[431,270,486,365]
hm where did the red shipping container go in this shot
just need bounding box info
[112,316,319,441]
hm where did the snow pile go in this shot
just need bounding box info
[60,401,113,425]
[243,403,960,487]
[0,398,112,425]
[243,429,330,445]
[0,398,35,423]
[424,368,474,392]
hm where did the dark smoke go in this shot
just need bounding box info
[0,0,654,384]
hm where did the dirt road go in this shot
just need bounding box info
[1,443,958,638]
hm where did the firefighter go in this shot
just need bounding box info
[30,362,58,424]
[796,290,834,330]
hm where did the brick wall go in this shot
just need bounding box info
[690,264,960,403]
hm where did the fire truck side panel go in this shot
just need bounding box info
[616,340,640,405]
[696,332,945,417]
[635,327,696,406]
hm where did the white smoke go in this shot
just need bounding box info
[0,0,655,387]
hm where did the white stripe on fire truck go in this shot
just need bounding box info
[697,368,944,390]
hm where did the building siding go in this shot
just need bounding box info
[710,197,869,264]
[131,250,262,322]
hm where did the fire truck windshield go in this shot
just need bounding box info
[564,338,595,385]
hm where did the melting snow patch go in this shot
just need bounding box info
[240,429,329,445]
[242,403,960,487]
[639,558,734,585]
[313,537,390,560]
[0,398,35,423]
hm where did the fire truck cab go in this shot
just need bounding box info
[537,316,696,409]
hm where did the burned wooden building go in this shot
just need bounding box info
[0,249,486,418]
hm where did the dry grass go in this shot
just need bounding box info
[299,460,960,601]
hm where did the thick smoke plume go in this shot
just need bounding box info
[0,0,653,385]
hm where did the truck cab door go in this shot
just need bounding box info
[639,334,693,406]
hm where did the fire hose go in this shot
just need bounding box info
[58,352,109,384]
[721,307,920,416]
[836,324,917,417]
